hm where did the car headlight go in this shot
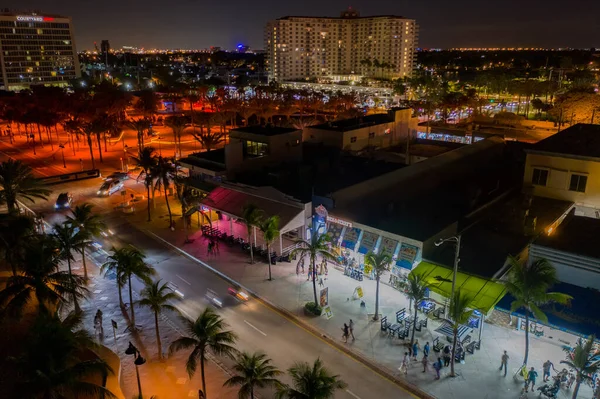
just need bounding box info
[97,191,101,195]
[54,204,59,209]
[64,203,69,208]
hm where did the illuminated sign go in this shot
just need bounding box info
[16,16,55,22]
[326,216,352,228]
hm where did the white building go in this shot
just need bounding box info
[265,8,418,82]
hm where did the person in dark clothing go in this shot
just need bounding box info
[443,345,451,367]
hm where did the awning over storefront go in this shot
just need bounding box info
[410,261,506,314]
[200,186,305,233]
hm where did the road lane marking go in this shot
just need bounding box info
[345,390,362,399]
[176,274,192,285]
[244,320,267,336]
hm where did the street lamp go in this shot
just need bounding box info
[29,134,36,155]
[125,341,146,398]
[434,234,461,312]
[58,144,66,168]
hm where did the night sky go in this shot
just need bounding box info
[6,0,600,50]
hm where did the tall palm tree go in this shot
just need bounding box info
[125,118,151,152]
[164,115,188,158]
[0,235,87,317]
[502,257,572,365]
[52,222,86,312]
[192,129,225,152]
[0,214,35,276]
[560,335,600,399]
[365,252,391,321]
[101,247,129,309]
[224,352,282,399]
[276,358,347,399]
[136,280,180,359]
[118,247,155,327]
[11,311,116,399]
[259,215,280,281]
[169,307,238,399]
[0,159,51,214]
[153,156,176,228]
[448,289,474,377]
[241,203,263,264]
[404,272,429,351]
[66,203,106,280]
[291,233,338,306]
[131,147,158,222]
[175,178,203,242]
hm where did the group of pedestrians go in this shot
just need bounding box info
[341,319,355,343]
[399,340,445,380]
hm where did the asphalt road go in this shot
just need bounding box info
[29,178,416,399]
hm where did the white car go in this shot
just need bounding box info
[97,180,124,197]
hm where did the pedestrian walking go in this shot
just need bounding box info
[424,341,430,357]
[567,372,575,389]
[349,319,355,341]
[214,240,220,254]
[422,354,429,372]
[433,357,442,379]
[525,367,538,392]
[207,241,213,255]
[443,345,451,367]
[399,352,409,376]
[542,360,555,382]
[307,265,313,281]
[318,277,324,287]
[412,340,420,361]
[341,323,349,343]
[499,350,509,377]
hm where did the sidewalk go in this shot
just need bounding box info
[128,202,593,399]
[73,254,237,399]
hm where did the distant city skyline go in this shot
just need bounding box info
[5,0,599,51]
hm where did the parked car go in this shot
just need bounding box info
[105,172,129,181]
[97,180,124,197]
[55,192,73,210]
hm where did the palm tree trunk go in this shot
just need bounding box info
[86,134,96,169]
[373,276,380,321]
[251,388,254,399]
[267,243,272,280]
[200,354,207,399]
[146,185,152,222]
[164,186,173,227]
[154,312,162,359]
[312,256,318,304]
[524,313,530,365]
[81,248,88,280]
[450,328,458,377]
[67,257,80,312]
[571,377,581,399]
[410,303,418,351]
[248,230,254,264]
[118,280,124,308]
[96,133,104,163]
[128,274,135,326]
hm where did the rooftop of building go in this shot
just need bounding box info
[426,194,574,279]
[0,10,68,18]
[233,143,404,202]
[533,210,600,259]
[310,113,394,133]
[528,123,600,160]
[179,149,226,172]
[231,125,299,137]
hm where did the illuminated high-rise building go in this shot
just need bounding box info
[0,10,81,90]
[265,8,418,82]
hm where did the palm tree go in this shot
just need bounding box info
[241,203,263,264]
[291,233,338,306]
[118,247,155,327]
[52,222,86,312]
[131,147,158,222]
[11,311,116,399]
[404,272,429,352]
[126,118,151,152]
[164,115,188,158]
[169,307,238,399]
[502,257,572,365]
[365,252,391,321]
[224,352,282,399]
[153,156,176,228]
[101,247,128,308]
[276,358,347,399]
[192,129,225,152]
[448,289,474,377]
[0,235,87,317]
[66,203,106,280]
[259,215,280,281]
[0,214,35,276]
[136,280,180,359]
[560,335,600,399]
[175,178,203,242]
[0,159,51,214]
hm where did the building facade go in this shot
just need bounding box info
[265,8,418,82]
[0,11,81,90]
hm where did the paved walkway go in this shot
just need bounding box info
[72,253,237,399]
[126,201,594,399]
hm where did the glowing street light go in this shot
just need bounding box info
[58,144,66,168]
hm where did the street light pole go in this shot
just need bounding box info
[59,144,66,168]
[125,341,146,398]
[435,234,461,310]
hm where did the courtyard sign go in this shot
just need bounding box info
[326,216,352,228]
[16,16,55,22]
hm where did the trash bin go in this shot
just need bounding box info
[270,255,277,265]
